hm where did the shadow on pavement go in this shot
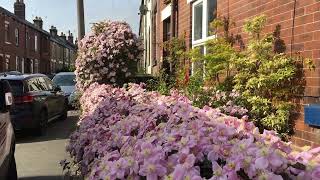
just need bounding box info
[19,176,63,180]
[16,111,79,144]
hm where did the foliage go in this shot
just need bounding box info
[55,66,75,73]
[146,70,175,95]
[191,17,242,86]
[233,15,312,136]
[64,83,320,180]
[163,37,189,89]
[184,71,209,108]
[75,20,143,92]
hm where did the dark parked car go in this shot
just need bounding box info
[0,80,17,180]
[0,74,68,135]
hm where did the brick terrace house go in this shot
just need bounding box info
[0,0,76,74]
[139,0,320,146]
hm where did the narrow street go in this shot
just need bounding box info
[15,111,79,180]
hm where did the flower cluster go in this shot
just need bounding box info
[208,90,248,118]
[66,83,320,180]
[75,20,143,92]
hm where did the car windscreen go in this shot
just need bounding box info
[7,80,24,96]
[53,74,76,86]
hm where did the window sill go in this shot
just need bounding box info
[5,42,11,45]
[192,35,216,46]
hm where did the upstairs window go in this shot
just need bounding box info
[192,0,217,44]
[15,28,19,46]
[207,0,217,36]
[26,32,29,49]
[193,2,203,41]
[35,35,38,52]
[163,18,171,42]
[5,22,10,43]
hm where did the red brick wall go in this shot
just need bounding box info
[155,0,320,146]
[218,0,320,147]
[0,12,42,73]
[155,0,192,74]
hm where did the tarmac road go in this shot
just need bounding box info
[15,111,79,180]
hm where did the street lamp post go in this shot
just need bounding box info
[77,0,85,40]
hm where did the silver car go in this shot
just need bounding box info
[52,72,76,108]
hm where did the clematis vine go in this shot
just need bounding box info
[65,83,320,180]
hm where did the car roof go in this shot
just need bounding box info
[0,73,47,81]
[55,72,75,76]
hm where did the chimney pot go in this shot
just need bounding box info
[33,16,43,29]
[50,26,58,37]
[14,0,26,19]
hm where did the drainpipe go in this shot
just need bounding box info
[169,0,176,73]
[170,0,176,38]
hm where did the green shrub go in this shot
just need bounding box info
[233,15,313,136]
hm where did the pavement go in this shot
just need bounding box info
[15,111,79,180]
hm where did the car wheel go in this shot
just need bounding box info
[35,110,48,136]
[7,155,17,180]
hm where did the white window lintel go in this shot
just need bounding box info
[161,4,172,21]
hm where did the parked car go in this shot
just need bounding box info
[52,72,76,108]
[0,80,17,180]
[46,73,56,80]
[0,74,68,135]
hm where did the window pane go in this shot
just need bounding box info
[163,18,171,41]
[207,0,217,36]
[7,80,23,96]
[193,45,205,74]
[194,2,203,41]
[53,74,76,86]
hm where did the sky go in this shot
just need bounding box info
[0,0,141,39]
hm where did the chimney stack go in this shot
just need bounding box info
[50,26,58,37]
[67,31,74,44]
[33,16,43,29]
[60,32,66,41]
[14,0,25,20]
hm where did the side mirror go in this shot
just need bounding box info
[5,92,13,107]
[0,80,12,111]
[53,85,61,92]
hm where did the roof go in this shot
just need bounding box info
[0,73,47,81]
[0,6,50,36]
[0,6,76,51]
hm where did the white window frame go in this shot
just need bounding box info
[34,59,38,73]
[5,21,10,44]
[21,58,24,73]
[5,56,10,71]
[30,59,34,73]
[15,56,19,71]
[191,0,216,75]
[192,0,216,46]
[35,35,38,52]
[15,28,19,46]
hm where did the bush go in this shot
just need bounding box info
[75,20,143,92]
[64,83,320,180]
[233,15,313,136]
[189,15,314,138]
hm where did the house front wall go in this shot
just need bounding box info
[151,0,320,146]
[215,0,320,147]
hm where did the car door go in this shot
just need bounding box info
[27,77,55,120]
[44,77,65,117]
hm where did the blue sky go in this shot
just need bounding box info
[0,0,141,39]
